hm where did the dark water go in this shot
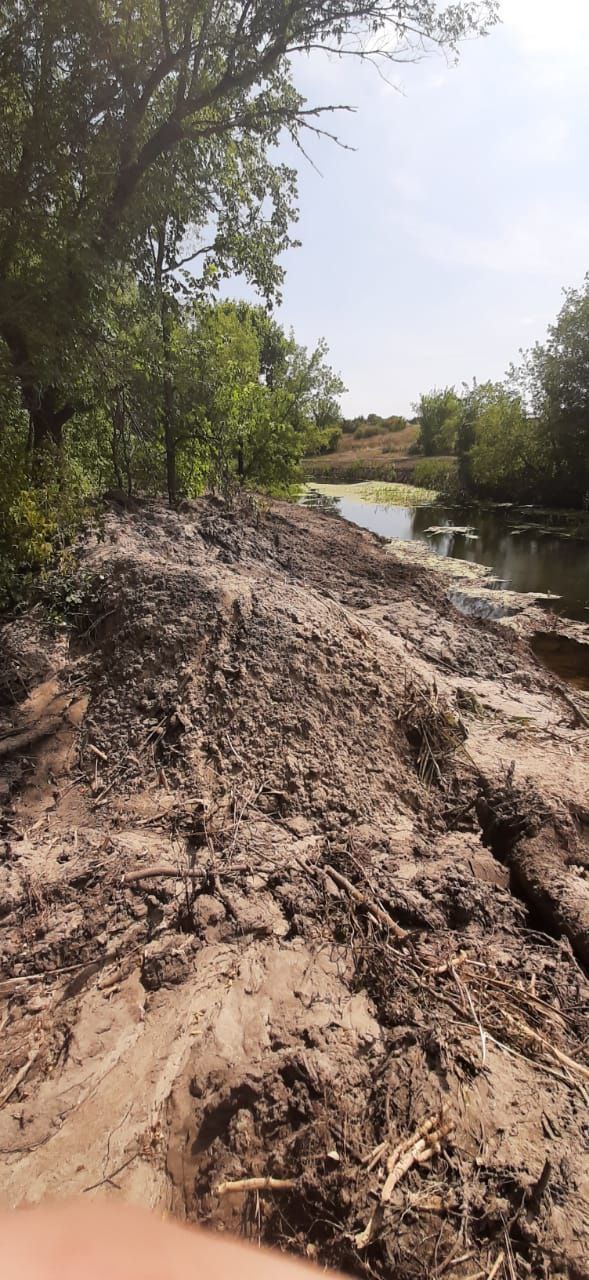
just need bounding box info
[531,633,589,691]
[303,490,589,623]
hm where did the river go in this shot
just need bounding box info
[302,485,589,624]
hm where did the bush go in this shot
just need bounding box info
[0,394,88,608]
[381,415,408,433]
[303,458,396,483]
[354,423,381,439]
[412,457,458,495]
[311,424,342,454]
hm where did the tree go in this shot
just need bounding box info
[272,333,345,444]
[415,387,462,455]
[466,384,542,501]
[170,300,345,491]
[0,1,498,454]
[517,277,589,506]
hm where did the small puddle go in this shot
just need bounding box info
[531,632,589,691]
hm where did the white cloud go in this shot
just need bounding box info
[407,201,589,279]
[500,0,589,54]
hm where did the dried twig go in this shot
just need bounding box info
[505,1011,589,1084]
[436,1251,477,1276]
[0,959,89,995]
[123,865,203,885]
[453,970,487,1068]
[526,1158,552,1216]
[0,1049,39,1107]
[0,718,63,760]
[322,864,407,941]
[558,686,589,729]
[429,951,469,977]
[215,1177,296,1196]
[486,1251,505,1280]
[82,1152,139,1193]
[382,1116,454,1203]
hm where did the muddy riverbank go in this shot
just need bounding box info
[1,496,588,1279]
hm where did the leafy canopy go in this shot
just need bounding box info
[0,0,498,438]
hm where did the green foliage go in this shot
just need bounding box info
[0,292,345,592]
[341,412,408,437]
[412,457,459,495]
[414,277,589,508]
[0,0,495,450]
[176,300,345,491]
[415,388,463,456]
[305,457,397,484]
[0,434,88,608]
[461,385,538,501]
[516,277,589,506]
[0,0,498,596]
[355,423,381,439]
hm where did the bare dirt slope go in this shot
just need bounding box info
[1,496,588,1279]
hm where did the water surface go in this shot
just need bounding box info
[303,488,589,623]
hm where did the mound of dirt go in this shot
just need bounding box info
[1,496,588,1280]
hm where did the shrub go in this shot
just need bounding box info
[412,457,458,495]
[382,415,408,432]
[0,409,89,608]
[303,458,396,483]
[354,423,381,439]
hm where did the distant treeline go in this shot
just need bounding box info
[413,277,589,509]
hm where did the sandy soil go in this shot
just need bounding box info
[1,495,588,1279]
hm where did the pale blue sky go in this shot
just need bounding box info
[267,0,589,416]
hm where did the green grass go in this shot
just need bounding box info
[302,481,438,506]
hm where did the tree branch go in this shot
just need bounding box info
[159,0,171,55]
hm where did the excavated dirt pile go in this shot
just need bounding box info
[1,495,588,1279]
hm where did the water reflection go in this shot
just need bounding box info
[302,489,342,517]
[303,490,589,622]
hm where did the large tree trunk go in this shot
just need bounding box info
[27,385,76,453]
[1,320,75,454]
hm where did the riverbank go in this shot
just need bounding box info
[1,496,588,1278]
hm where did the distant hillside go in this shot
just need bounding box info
[304,417,421,483]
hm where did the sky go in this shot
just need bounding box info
[253,0,589,417]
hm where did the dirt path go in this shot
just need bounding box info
[1,496,588,1279]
